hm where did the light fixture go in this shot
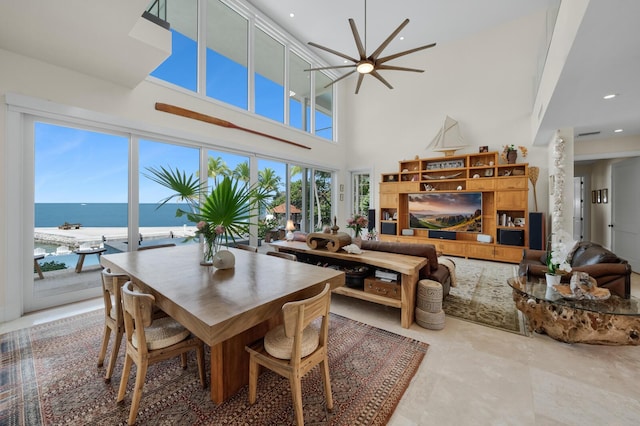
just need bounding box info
[614,129,623,133]
[285,220,296,241]
[603,94,617,99]
[356,61,374,74]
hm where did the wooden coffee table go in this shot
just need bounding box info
[507,277,640,345]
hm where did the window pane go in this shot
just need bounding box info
[258,159,286,232]
[34,122,128,287]
[314,170,333,228]
[315,72,333,140]
[206,0,248,109]
[352,172,370,216]
[139,140,200,248]
[150,0,198,91]
[289,53,310,130]
[255,29,284,122]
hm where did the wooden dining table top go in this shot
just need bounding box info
[100,244,346,347]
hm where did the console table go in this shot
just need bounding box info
[271,241,428,328]
[507,277,640,345]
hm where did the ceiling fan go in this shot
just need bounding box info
[305,1,436,94]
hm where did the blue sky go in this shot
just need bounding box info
[34,122,287,204]
[34,29,316,204]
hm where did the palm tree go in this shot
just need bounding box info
[208,156,231,184]
[232,161,250,183]
[258,168,281,193]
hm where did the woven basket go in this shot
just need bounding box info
[415,307,445,330]
[417,279,442,313]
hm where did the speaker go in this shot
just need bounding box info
[529,212,545,250]
[428,230,456,240]
[368,209,375,231]
[381,222,397,235]
[498,229,524,246]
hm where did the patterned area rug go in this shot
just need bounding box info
[1,311,428,425]
[442,257,526,335]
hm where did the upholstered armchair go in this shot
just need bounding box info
[520,241,632,298]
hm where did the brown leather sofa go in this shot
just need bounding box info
[520,241,631,298]
[360,240,452,297]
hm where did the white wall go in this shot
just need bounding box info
[340,10,552,221]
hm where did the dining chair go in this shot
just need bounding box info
[245,283,332,426]
[97,268,129,382]
[266,251,297,261]
[117,281,206,425]
[235,243,258,253]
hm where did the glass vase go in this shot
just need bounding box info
[201,237,214,266]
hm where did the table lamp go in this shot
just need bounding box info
[285,220,295,241]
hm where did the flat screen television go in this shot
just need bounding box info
[408,192,482,233]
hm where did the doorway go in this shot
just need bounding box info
[611,157,640,270]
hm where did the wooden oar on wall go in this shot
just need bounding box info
[155,102,311,150]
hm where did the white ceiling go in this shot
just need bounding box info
[247,0,640,144]
[1,0,639,145]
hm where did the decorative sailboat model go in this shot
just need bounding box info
[426,116,467,157]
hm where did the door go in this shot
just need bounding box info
[611,157,640,270]
[572,177,584,241]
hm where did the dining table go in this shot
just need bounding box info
[100,243,345,404]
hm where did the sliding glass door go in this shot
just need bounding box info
[29,121,129,311]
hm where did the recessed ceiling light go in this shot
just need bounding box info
[614,129,623,133]
[400,36,405,41]
[289,13,295,18]
[603,94,617,99]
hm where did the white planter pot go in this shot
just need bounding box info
[545,273,561,288]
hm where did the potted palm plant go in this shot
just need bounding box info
[144,166,272,268]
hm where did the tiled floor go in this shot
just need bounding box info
[3,267,639,425]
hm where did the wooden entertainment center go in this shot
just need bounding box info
[379,151,529,263]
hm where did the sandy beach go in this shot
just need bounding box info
[34,226,197,247]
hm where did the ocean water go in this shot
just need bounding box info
[35,203,193,227]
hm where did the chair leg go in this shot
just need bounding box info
[320,358,333,411]
[128,359,148,425]
[117,354,133,403]
[180,352,187,369]
[196,343,206,388]
[248,356,258,404]
[290,374,304,426]
[104,329,123,382]
[97,325,111,367]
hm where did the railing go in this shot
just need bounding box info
[143,0,170,30]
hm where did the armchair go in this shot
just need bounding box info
[521,241,632,298]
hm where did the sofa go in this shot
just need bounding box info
[360,240,452,297]
[520,241,632,298]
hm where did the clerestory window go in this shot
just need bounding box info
[149,0,335,141]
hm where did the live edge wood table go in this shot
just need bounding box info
[100,244,345,403]
[507,277,640,345]
[271,241,428,329]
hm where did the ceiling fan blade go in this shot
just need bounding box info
[376,43,437,65]
[369,18,410,60]
[304,64,356,72]
[323,69,358,88]
[355,74,365,94]
[370,70,394,90]
[376,64,425,73]
[308,41,358,63]
[348,18,366,60]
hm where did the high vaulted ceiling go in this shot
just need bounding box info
[247,0,640,145]
[1,1,639,146]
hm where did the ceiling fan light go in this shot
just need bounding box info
[356,61,374,74]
